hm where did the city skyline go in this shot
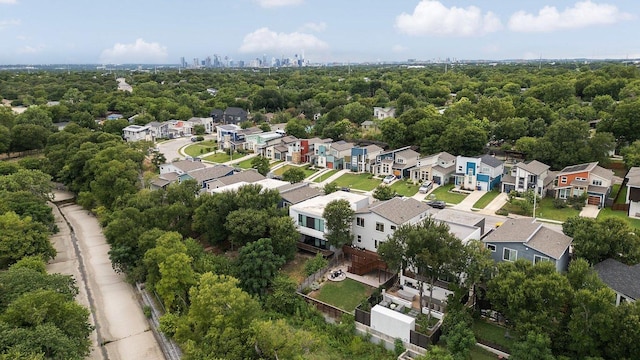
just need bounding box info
[1,0,639,65]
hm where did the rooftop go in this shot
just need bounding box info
[187,165,235,183]
[290,191,369,217]
[366,197,431,225]
[627,167,640,187]
[483,218,572,259]
[516,160,550,175]
[558,162,598,175]
[594,258,640,300]
[479,154,503,168]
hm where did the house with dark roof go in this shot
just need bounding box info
[625,167,640,219]
[278,182,322,208]
[371,146,420,179]
[150,172,180,190]
[482,218,573,271]
[210,109,224,123]
[454,154,504,191]
[350,144,384,173]
[223,107,248,125]
[594,258,640,305]
[409,152,456,185]
[182,165,236,189]
[501,160,552,196]
[553,162,614,207]
[205,169,266,193]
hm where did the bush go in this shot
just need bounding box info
[304,253,329,276]
[143,305,152,318]
[553,198,567,209]
[573,202,584,211]
[495,209,509,216]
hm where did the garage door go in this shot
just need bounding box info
[587,196,600,205]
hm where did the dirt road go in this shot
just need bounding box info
[47,191,165,360]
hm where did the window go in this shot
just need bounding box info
[503,248,517,262]
[576,177,587,181]
[376,222,384,232]
[560,176,567,184]
[298,214,304,226]
[390,225,396,231]
[592,179,602,186]
[356,217,365,227]
[487,244,496,252]
[357,235,362,243]
[558,188,570,199]
[533,255,549,264]
[374,240,379,249]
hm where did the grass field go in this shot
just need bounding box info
[473,190,500,209]
[269,160,283,169]
[598,207,640,229]
[536,197,580,222]
[313,278,374,312]
[389,179,420,197]
[472,319,515,353]
[183,140,217,157]
[331,173,382,191]
[273,164,318,178]
[202,151,236,163]
[313,169,338,183]
[470,345,501,360]
[429,184,468,204]
[235,157,255,169]
[611,183,627,204]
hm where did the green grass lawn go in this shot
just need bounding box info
[472,319,515,353]
[202,151,237,163]
[183,141,217,157]
[235,157,255,169]
[473,190,500,209]
[536,197,580,222]
[269,160,283,169]
[612,183,627,204]
[389,179,420,197]
[470,345,501,360]
[429,184,468,204]
[331,173,382,191]
[313,278,374,312]
[273,164,318,178]
[313,169,338,183]
[598,207,640,229]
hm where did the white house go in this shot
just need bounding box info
[159,159,206,176]
[373,107,396,120]
[454,154,504,191]
[289,191,370,251]
[409,152,456,185]
[626,167,640,218]
[122,125,152,142]
[188,117,215,134]
[501,160,551,196]
[148,121,169,139]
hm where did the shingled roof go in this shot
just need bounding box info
[483,218,572,259]
[594,258,640,301]
[366,197,431,225]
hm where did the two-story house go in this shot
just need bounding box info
[147,121,169,140]
[501,160,551,196]
[626,167,640,218]
[182,165,236,189]
[316,141,354,169]
[188,117,214,134]
[454,155,503,191]
[288,191,370,251]
[216,124,244,151]
[483,218,573,272]
[122,125,152,142]
[223,107,248,125]
[306,137,333,165]
[594,258,640,305]
[373,107,396,120]
[553,162,614,207]
[350,144,384,173]
[409,151,456,185]
[283,136,309,164]
[245,131,285,153]
[372,147,420,179]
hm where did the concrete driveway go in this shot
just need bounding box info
[579,204,601,218]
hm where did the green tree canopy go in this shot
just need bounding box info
[322,199,355,249]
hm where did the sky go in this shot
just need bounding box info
[1,0,639,64]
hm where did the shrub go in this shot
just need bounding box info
[495,209,509,216]
[394,338,405,357]
[573,202,584,211]
[304,253,328,276]
[553,198,567,209]
[301,286,312,295]
[143,305,152,318]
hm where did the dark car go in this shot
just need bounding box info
[426,200,446,209]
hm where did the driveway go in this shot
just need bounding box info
[452,190,486,212]
[579,204,601,218]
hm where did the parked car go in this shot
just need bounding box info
[419,180,433,194]
[426,200,446,209]
[383,175,396,184]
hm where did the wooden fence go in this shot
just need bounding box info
[297,292,351,319]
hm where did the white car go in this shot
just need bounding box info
[419,181,433,193]
[383,175,396,184]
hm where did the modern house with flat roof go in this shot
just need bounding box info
[122,125,152,142]
[454,154,503,191]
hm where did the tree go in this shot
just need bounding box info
[193,124,205,135]
[563,216,640,265]
[225,208,270,249]
[10,124,50,152]
[250,319,319,359]
[621,140,640,169]
[235,238,285,296]
[0,125,9,154]
[372,185,396,200]
[267,216,298,261]
[14,106,53,128]
[323,181,339,194]
[193,192,238,244]
[150,150,166,171]
[250,155,270,176]
[0,212,55,269]
[142,231,188,291]
[440,303,475,360]
[285,117,309,138]
[264,274,303,315]
[510,332,556,360]
[282,167,305,183]
[156,252,196,313]
[323,199,355,249]
[0,169,53,201]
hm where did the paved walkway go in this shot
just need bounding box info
[579,204,601,218]
[314,169,351,187]
[478,192,509,215]
[452,190,486,211]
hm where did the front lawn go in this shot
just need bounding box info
[598,207,640,229]
[313,169,338,183]
[429,184,468,204]
[312,278,374,312]
[202,151,237,163]
[473,190,500,209]
[536,197,580,222]
[273,164,318,178]
[235,157,255,169]
[183,141,217,157]
[389,179,420,197]
[472,319,515,353]
[331,173,382,191]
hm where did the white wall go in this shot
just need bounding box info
[370,305,415,343]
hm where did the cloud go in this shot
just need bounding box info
[100,38,168,64]
[0,19,20,30]
[395,0,502,36]
[17,44,44,54]
[255,0,302,8]
[508,1,634,32]
[299,21,326,32]
[239,27,328,53]
[0,0,17,4]
[392,45,408,53]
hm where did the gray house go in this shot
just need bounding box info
[594,258,640,305]
[482,218,572,271]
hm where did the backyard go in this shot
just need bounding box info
[472,318,515,353]
[473,189,500,209]
[598,207,640,229]
[312,278,374,312]
[331,173,382,191]
[273,164,318,178]
[183,140,217,157]
[429,184,468,204]
[389,179,420,197]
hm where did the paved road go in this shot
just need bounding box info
[156,137,193,163]
[48,191,165,360]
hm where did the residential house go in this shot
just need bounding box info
[159,159,206,176]
[454,155,503,191]
[626,167,640,218]
[107,113,123,120]
[553,162,613,207]
[278,183,322,208]
[361,120,376,131]
[245,131,285,153]
[211,177,288,194]
[372,147,420,179]
[216,124,244,151]
[431,209,485,241]
[409,152,456,185]
[223,107,248,125]
[188,117,214,134]
[122,125,152,142]
[353,197,432,252]
[288,191,370,251]
[210,109,224,123]
[206,169,266,193]
[501,160,551,196]
[373,107,396,120]
[183,165,236,189]
[167,120,193,138]
[594,258,640,305]
[316,141,354,169]
[306,137,332,165]
[482,218,573,272]
[148,121,169,140]
[283,136,309,164]
[350,144,384,173]
[149,172,180,190]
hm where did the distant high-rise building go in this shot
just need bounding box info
[180,57,187,68]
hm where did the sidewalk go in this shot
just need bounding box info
[478,192,509,215]
[315,169,351,187]
[453,190,486,212]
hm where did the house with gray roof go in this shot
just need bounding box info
[371,146,420,179]
[159,159,206,176]
[409,151,456,185]
[183,165,236,189]
[482,218,572,271]
[454,154,503,191]
[625,167,640,218]
[553,162,614,207]
[150,172,179,190]
[278,183,322,207]
[502,160,551,196]
[205,169,266,192]
[350,144,384,173]
[594,258,640,305]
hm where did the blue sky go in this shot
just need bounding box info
[0,0,639,64]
